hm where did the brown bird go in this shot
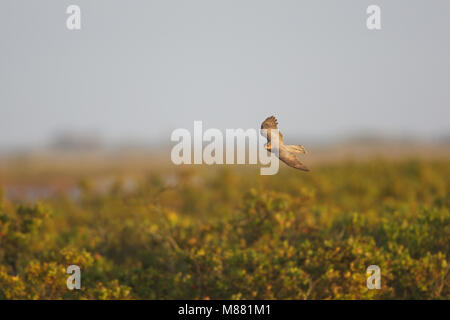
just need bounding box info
[260,116,309,171]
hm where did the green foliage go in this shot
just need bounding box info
[0,160,448,299]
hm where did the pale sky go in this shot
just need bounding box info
[1,0,449,150]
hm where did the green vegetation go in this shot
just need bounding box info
[0,159,449,299]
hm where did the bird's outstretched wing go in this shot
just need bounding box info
[279,146,310,171]
[260,116,283,143]
[261,115,278,130]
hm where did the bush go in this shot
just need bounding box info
[0,160,448,299]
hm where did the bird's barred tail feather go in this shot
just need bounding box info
[285,145,307,154]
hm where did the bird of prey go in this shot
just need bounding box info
[260,116,310,171]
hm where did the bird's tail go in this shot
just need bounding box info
[285,144,307,154]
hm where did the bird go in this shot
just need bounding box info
[260,115,310,171]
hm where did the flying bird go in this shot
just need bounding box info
[260,116,310,171]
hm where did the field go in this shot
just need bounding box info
[0,150,449,299]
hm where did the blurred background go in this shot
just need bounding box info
[1,0,449,200]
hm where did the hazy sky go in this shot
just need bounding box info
[1,0,449,150]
